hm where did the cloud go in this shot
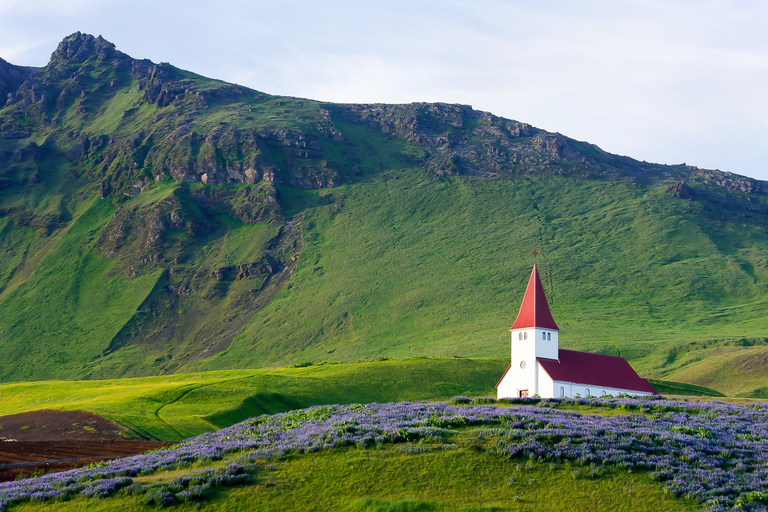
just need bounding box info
[0,0,124,16]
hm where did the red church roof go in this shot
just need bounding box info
[537,349,658,394]
[510,265,559,331]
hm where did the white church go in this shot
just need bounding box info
[496,265,657,399]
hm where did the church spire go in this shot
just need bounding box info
[510,265,559,331]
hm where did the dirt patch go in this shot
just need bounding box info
[0,410,128,442]
[0,410,169,482]
[0,440,167,481]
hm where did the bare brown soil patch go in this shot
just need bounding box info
[0,409,127,442]
[0,410,168,481]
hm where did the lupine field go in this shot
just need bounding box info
[2,397,767,511]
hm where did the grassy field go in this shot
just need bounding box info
[12,447,696,512]
[0,358,506,441]
[9,407,701,512]
[0,355,740,444]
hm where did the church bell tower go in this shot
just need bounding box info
[505,264,559,397]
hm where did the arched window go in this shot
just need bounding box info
[584,388,590,396]
[547,332,551,341]
[559,386,564,398]
[518,332,522,340]
[542,332,546,340]
[523,332,528,340]
[601,390,606,396]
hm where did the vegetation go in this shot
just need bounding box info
[11,448,695,512]
[0,358,505,441]
[647,379,724,397]
[0,33,767,399]
[7,398,722,511]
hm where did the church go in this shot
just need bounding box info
[496,265,657,399]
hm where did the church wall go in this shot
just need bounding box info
[509,328,559,360]
[536,363,555,398]
[498,332,538,399]
[533,328,558,360]
[552,380,655,399]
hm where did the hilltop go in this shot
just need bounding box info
[1,33,767,394]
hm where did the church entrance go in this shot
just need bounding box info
[519,389,529,398]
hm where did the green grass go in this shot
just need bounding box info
[0,358,505,441]
[197,171,768,394]
[12,440,696,512]
[648,379,725,397]
[0,198,162,382]
[2,35,768,397]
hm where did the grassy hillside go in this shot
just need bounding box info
[197,170,768,395]
[0,358,505,441]
[14,397,754,511]
[14,447,695,512]
[0,33,767,393]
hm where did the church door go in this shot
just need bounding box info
[519,389,529,398]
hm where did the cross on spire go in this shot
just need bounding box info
[531,247,540,263]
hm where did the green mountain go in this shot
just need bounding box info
[1,32,767,394]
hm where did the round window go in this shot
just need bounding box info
[520,361,526,369]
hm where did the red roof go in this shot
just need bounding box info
[510,265,559,330]
[537,349,658,394]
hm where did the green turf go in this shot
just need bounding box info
[197,171,768,395]
[648,379,725,397]
[0,198,162,382]
[1,33,768,398]
[0,358,505,441]
[12,438,697,512]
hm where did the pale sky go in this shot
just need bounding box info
[2,0,768,181]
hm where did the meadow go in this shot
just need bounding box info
[0,358,505,441]
[4,397,767,512]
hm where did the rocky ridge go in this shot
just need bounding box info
[0,33,765,202]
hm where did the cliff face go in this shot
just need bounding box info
[0,33,767,383]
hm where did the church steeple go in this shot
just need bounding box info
[510,265,559,331]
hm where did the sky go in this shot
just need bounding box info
[2,0,767,181]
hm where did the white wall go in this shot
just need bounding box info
[552,380,655,398]
[509,328,560,360]
[498,331,537,399]
[536,363,555,398]
[533,328,559,360]
[498,328,559,399]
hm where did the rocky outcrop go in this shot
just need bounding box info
[212,258,280,282]
[0,58,38,105]
[691,169,765,194]
[96,182,282,277]
[667,181,692,199]
[333,102,637,180]
[49,32,119,63]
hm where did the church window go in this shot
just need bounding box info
[559,386,564,397]
[547,332,551,341]
[542,332,546,340]
[585,388,590,396]
[518,332,522,340]
[520,361,526,369]
[601,390,606,396]
[524,332,528,340]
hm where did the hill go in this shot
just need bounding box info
[1,33,767,393]
[6,397,767,511]
[0,358,505,441]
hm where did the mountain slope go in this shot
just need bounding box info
[1,33,767,389]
